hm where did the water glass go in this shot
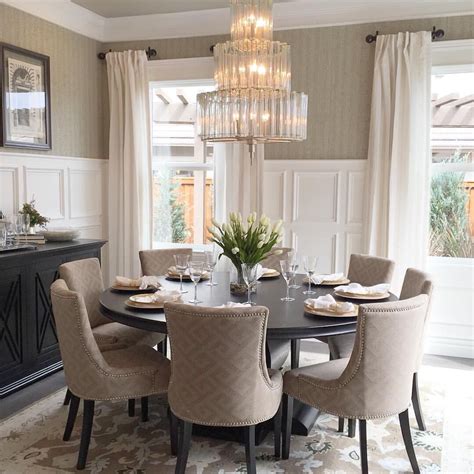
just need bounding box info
[21,214,30,238]
[303,256,319,295]
[188,261,204,304]
[205,251,218,286]
[280,260,296,302]
[0,223,7,248]
[174,254,190,294]
[241,263,259,305]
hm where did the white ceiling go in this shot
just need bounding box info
[5,0,473,42]
[71,0,292,18]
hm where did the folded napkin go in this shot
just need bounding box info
[305,294,354,313]
[335,282,390,295]
[150,289,182,303]
[311,272,344,285]
[114,275,161,289]
[217,302,252,308]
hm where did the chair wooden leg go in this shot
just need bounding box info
[158,337,168,357]
[244,425,257,474]
[338,417,345,433]
[411,373,426,431]
[170,410,179,456]
[359,419,368,474]
[175,420,192,474]
[63,388,72,406]
[273,402,282,458]
[128,399,135,417]
[282,394,294,460]
[399,409,421,474]
[348,418,356,438]
[141,397,149,422]
[63,394,80,441]
[77,400,95,470]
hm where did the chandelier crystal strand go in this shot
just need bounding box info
[197,0,308,160]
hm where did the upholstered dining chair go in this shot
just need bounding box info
[164,302,283,474]
[283,295,429,474]
[51,279,171,470]
[139,248,193,276]
[59,258,165,410]
[261,247,293,271]
[328,268,434,434]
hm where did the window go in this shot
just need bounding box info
[430,70,474,259]
[150,82,215,250]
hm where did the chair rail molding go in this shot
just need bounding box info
[0,151,107,241]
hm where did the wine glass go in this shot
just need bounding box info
[188,261,204,304]
[280,260,296,302]
[174,254,190,294]
[205,250,218,286]
[288,252,301,289]
[241,263,259,305]
[303,256,319,295]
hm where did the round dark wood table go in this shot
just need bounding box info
[100,271,397,439]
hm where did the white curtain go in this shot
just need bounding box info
[214,143,264,270]
[365,32,432,290]
[106,51,152,279]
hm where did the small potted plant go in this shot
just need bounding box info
[208,212,284,294]
[19,199,49,233]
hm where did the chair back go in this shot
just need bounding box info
[340,295,428,418]
[165,302,277,426]
[400,268,434,369]
[261,247,292,271]
[139,248,193,276]
[50,279,110,398]
[347,254,395,286]
[59,258,109,328]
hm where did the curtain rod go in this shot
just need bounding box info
[366,26,445,44]
[97,46,158,60]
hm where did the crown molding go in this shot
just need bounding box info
[4,0,474,43]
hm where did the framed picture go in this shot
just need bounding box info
[0,43,51,149]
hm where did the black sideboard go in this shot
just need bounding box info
[0,239,107,397]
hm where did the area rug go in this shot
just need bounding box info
[0,352,444,473]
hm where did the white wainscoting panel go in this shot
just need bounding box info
[0,152,107,243]
[264,160,366,274]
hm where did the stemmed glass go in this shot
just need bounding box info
[174,254,190,294]
[188,261,204,304]
[288,252,301,289]
[303,256,319,295]
[0,223,6,249]
[242,263,259,305]
[205,251,218,286]
[280,260,296,302]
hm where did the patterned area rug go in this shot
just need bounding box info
[0,352,444,474]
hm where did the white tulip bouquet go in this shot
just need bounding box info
[208,212,284,273]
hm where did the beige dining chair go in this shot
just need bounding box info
[329,268,434,434]
[51,279,171,470]
[261,247,293,271]
[283,295,429,474]
[59,258,165,410]
[139,248,193,276]
[165,302,283,474]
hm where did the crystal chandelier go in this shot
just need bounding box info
[197,0,308,161]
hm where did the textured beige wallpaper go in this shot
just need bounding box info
[0,4,106,159]
[105,14,474,160]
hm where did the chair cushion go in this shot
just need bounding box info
[93,322,165,349]
[328,333,355,359]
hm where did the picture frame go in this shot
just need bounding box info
[0,43,51,150]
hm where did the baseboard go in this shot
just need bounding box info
[426,336,474,359]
